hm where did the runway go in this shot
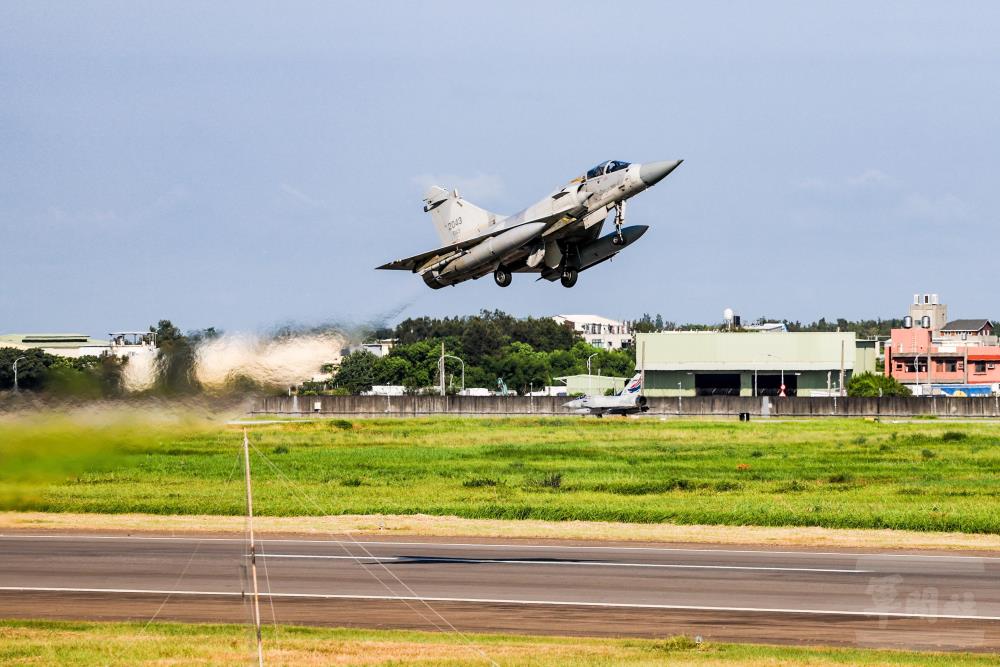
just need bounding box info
[1,532,998,651]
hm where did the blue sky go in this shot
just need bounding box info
[2,2,998,335]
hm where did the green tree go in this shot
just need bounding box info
[333,350,379,394]
[151,320,201,394]
[510,316,578,352]
[0,347,55,390]
[0,348,127,396]
[633,317,657,334]
[460,315,507,362]
[847,372,912,397]
[373,355,412,385]
[493,342,551,394]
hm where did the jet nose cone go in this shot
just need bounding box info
[639,159,683,187]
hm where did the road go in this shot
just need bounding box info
[1,532,998,651]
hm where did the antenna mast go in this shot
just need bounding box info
[243,429,265,667]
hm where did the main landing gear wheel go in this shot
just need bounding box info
[560,268,578,288]
[611,200,627,245]
[494,266,512,287]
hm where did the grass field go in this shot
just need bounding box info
[3,415,1000,532]
[1,620,994,666]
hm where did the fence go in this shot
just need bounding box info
[252,394,1000,418]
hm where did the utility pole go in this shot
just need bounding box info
[439,341,446,397]
[839,340,845,397]
[442,354,465,393]
[927,347,933,397]
[964,345,969,385]
[587,352,598,395]
[243,430,265,667]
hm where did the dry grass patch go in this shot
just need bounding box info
[0,620,994,667]
[4,511,1000,552]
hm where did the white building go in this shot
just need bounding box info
[552,314,633,350]
[0,333,112,358]
[109,331,159,391]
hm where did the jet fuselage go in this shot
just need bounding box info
[377,159,682,289]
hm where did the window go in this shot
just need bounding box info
[974,362,987,374]
[941,361,958,373]
[586,162,611,179]
[585,160,630,180]
[606,160,630,174]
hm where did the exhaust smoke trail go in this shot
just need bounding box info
[117,290,422,393]
[194,331,346,389]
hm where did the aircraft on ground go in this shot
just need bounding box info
[377,158,682,288]
[564,371,648,417]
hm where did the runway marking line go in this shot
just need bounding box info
[2,586,999,621]
[2,534,997,562]
[256,553,871,573]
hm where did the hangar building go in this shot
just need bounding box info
[635,331,876,397]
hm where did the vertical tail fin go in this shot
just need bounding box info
[423,186,501,244]
[620,372,643,396]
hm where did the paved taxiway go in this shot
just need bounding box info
[1,532,998,651]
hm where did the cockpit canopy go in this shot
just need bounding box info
[585,160,630,180]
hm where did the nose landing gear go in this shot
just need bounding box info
[494,266,512,287]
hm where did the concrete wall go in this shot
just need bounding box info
[254,394,1000,418]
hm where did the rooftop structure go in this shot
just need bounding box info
[552,314,632,350]
[940,320,993,337]
[0,333,111,358]
[743,321,788,333]
[909,293,948,331]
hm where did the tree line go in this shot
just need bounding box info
[325,310,634,395]
[0,347,127,397]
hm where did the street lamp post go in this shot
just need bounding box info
[586,352,598,394]
[12,356,27,392]
[442,354,465,393]
[677,381,683,415]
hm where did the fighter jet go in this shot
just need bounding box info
[564,372,648,417]
[377,159,682,288]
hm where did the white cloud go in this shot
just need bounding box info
[280,183,328,209]
[147,185,191,215]
[793,168,972,224]
[795,168,898,193]
[897,192,971,222]
[846,168,894,188]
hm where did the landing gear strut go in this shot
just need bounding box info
[494,266,512,287]
[611,200,627,246]
[560,268,578,288]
